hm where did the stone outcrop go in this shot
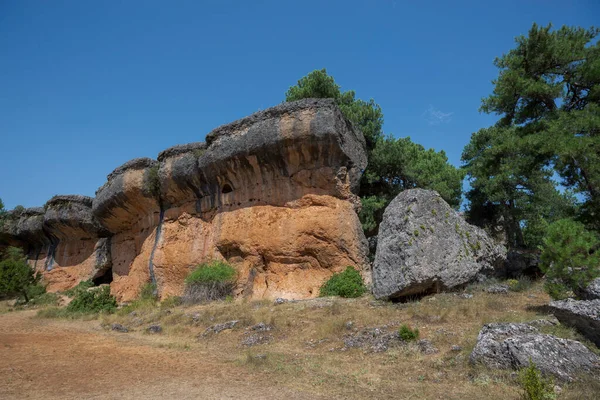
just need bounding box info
[548,299,600,347]
[372,189,506,299]
[580,278,600,300]
[470,322,600,381]
[3,99,369,302]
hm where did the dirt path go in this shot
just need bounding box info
[0,311,323,400]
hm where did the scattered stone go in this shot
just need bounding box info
[373,189,506,299]
[343,327,400,353]
[111,323,128,333]
[548,299,600,347]
[273,298,288,305]
[202,320,239,337]
[485,284,509,294]
[241,333,274,346]
[345,321,354,330]
[451,345,462,352]
[470,322,600,381]
[129,311,137,317]
[248,322,273,332]
[528,318,558,328]
[146,324,162,334]
[418,339,439,354]
[459,293,473,299]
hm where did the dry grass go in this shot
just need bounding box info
[86,280,600,398]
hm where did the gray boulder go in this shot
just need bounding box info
[548,299,600,347]
[373,189,506,299]
[580,278,600,300]
[470,323,600,381]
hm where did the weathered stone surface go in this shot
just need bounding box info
[580,278,600,300]
[470,322,600,381]
[373,189,506,299]
[501,249,540,278]
[44,195,108,239]
[548,299,600,347]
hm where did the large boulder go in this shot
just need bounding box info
[580,278,600,300]
[470,323,600,381]
[548,299,600,347]
[373,189,506,299]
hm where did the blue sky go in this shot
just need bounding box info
[1,0,598,209]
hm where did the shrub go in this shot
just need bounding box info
[64,280,95,297]
[540,219,600,299]
[319,267,366,298]
[507,276,533,292]
[139,283,157,301]
[146,165,161,197]
[398,324,420,341]
[0,247,40,303]
[183,260,237,304]
[67,286,117,314]
[519,361,556,400]
[161,296,182,308]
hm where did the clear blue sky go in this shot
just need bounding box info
[1,0,598,209]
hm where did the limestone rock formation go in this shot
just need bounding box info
[470,322,600,381]
[3,99,369,302]
[548,299,600,347]
[372,189,506,299]
[580,278,600,300]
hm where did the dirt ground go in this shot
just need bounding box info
[0,310,323,400]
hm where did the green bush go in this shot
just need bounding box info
[183,260,237,304]
[28,292,60,306]
[185,260,237,284]
[0,247,40,303]
[319,267,366,298]
[64,280,95,297]
[398,324,420,341]
[67,286,117,314]
[519,361,556,400]
[540,219,600,299]
[139,283,157,301]
[507,276,533,292]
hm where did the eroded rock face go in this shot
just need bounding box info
[4,100,369,302]
[41,195,112,292]
[470,322,600,381]
[580,278,600,300]
[548,299,600,347]
[373,189,506,299]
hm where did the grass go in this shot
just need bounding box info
[22,279,600,398]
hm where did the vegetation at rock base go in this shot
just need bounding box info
[0,247,40,303]
[462,23,600,250]
[64,279,95,297]
[66,285,117,314]
[319,266,366,298]
[398,324,420,342]
[540,219,600,300]
[285,69,464,236]
[183,260,237,304]
[519,361,556,400]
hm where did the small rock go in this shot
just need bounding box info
[241,333,273,346]
[345,321,354,330]
[528,318,558,328]
[460,293,473,299]
[111,323,129,333]
[485,284,509,294]
[202,320,239,337]
[451,345,462,352]
[273,298,288,305]
[248,322,273,332]
[129,311,137,317]
[418,339,439,354]
[146,324,162,334]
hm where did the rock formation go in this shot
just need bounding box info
[372,189,506,299]
[470,322,600,381]
[1,99,370,301]
[548,298,600,347]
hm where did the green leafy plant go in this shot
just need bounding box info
[319,267,366,298]
[64,280,95,297]
[507,276,533,292]
[0,247,40,303]
[66,285,117,314]
[519,361,556,400]
[183,260,237,304]
[540,219,600,299]
[146,165,161,197]
[398,324,420,341]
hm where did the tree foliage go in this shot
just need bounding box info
[462,23,600,247]
[0,246,39,302]
[285,69,463,235]
[540,218,600,299]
